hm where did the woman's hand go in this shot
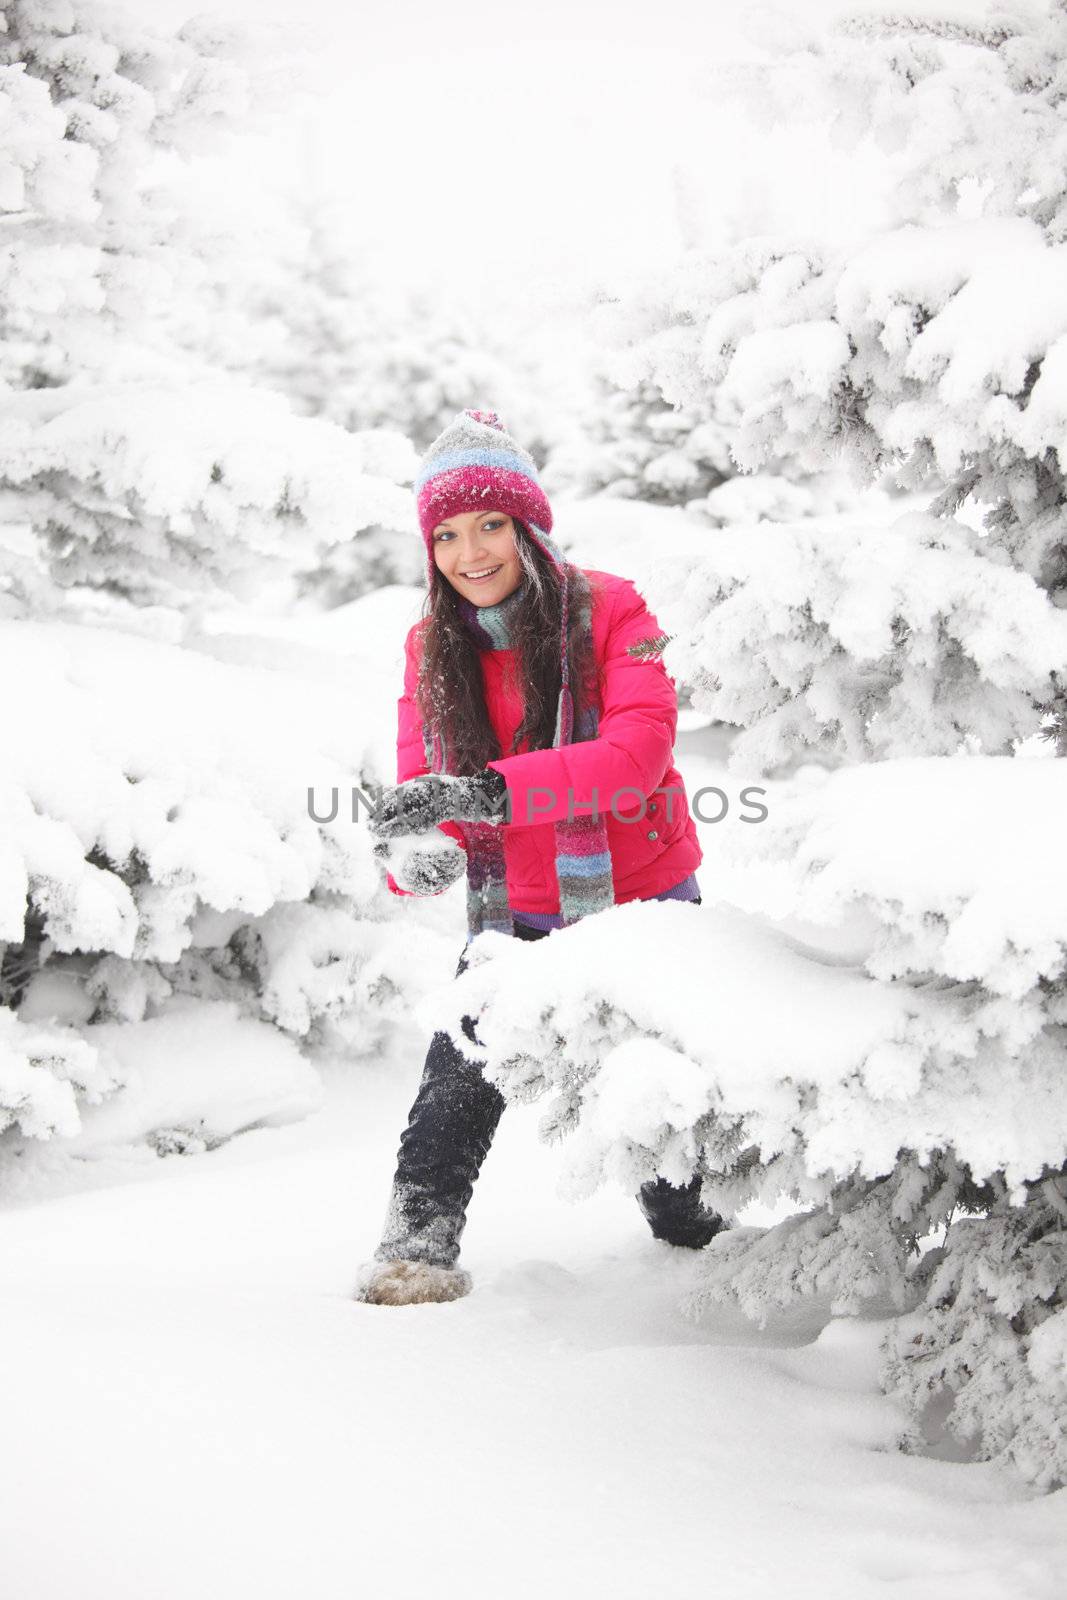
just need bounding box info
[370,769,509,838]
[373,835,466,895]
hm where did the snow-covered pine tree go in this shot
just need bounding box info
[0,1,422,613]
[659,0,1067,1486]
[189,198,556,603]
[542,372,735,510]
[545,354,867,530]
[268,228,526,452]
[0,0,301,390]
[0,2,436,1164]
[626,0,1067,738]
[170,195,516,447]
[546,231,863,530]
[277,243,528,604]
[422,1,1067,1490]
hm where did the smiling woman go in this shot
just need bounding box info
[355,407,719,1306]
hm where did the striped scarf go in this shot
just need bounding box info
[420,563,616,944]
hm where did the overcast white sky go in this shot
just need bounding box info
[142,0,1002,331]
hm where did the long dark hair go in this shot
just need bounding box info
[416,522,604,775]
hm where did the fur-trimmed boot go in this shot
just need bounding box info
[356,1006,507,1308]
[355,1258,472,1306]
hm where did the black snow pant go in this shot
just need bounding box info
[374,898,727,1269]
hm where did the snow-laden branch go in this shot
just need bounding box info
[631,511,1067,772]
[0,382,417,606]
[418,864,1065,1207]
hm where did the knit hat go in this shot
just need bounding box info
[415,409,559,587]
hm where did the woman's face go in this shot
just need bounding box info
[432,509,524,606]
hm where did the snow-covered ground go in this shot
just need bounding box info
[1,1022,1063,1600]
[5,559,1064,1593]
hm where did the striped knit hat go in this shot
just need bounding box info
[415,409,562,585]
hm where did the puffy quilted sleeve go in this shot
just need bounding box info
[385,623,467,898]
[486,578,677,826]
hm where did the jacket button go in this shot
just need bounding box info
[647,829,659,841]
[648,802,658,815]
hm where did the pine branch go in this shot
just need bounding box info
[625,632,674,661]
[834,12,1021,50]
[928,466,983,517]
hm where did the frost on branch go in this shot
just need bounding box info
[0,1004,121,1140]
[0,382,416,609]
[884,1178,1067,1494]
[0,0,309,390]
[637,512,1067,774]
[628,217,1067,613]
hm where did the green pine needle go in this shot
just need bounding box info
[626,632,674,661]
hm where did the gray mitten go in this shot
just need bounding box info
[374,834,466,895]
[370,769,509,839]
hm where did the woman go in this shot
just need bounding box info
[356,409,726,1306]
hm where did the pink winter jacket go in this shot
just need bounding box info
[385,568,703,913]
